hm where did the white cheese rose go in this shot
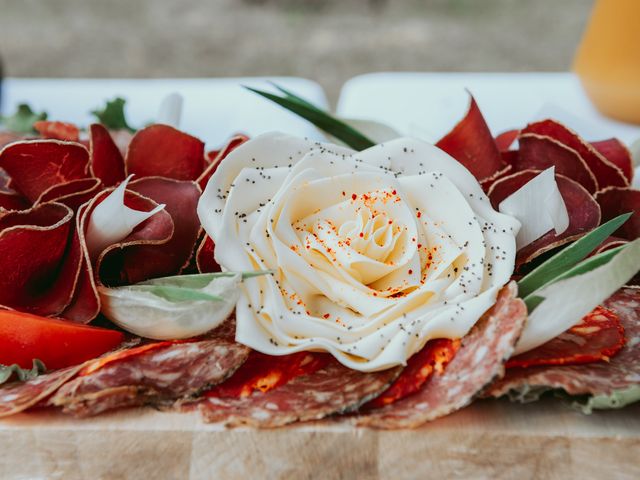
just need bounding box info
[198,133,519,372]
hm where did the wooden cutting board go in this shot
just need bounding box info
[0,398,638,480]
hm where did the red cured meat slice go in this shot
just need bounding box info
[118,177,201,282]
[506,306,625,369]
[487,287,640,400]
[591,138,634,185]
[198,134,249,190]
[126,124,205,181]
[0,132,23,149]
[205,351,329,399]
[595,187,640,241]
[355,282,527,429]
[86,188,175,285]
[362,338,459,410]
[198,358,401,427]
[34,121,80,142]
[516,133,598,193]
[196,235,220,273]
[0,364,84,418]
[0,191,29,211]
[495,129,519,151]
[436,96,505,182]
[488,170,601,264]
[89,124,126,187]
[0,203,80,316]
[593,237,628,255]
[51,335,250,417]
[0,140,89,202]
[35,178,102,211]
[522,120,627,188]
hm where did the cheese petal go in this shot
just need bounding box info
[156,92,184,128]
[498,167,569,250]
[85,175,165,258]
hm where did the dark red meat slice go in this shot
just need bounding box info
[507,306,625,368]
[34,121,80,142]
[522,120,627,188]
[0,203,80,316]
[51,327,249,417]
[36,178,102,211]
[488,170,601,264]
[198,134,249,190]
[88,188,174,286]
[0,191,29,210]
[126,124,205,181]
[0,364,84,418]
[487,287,640,401]
[362,338,459,410]
[436,96,505,181]
[198,358,401,427]
[196,234,220,273]
[595,187,640,241]
[123,177,202,280]
[0,140,89,202]
[495,129,519,151]
[89,124,126,187]
[516,133,598,193]
[205,351,328,399]
[591,138,634,185]
[355,282,527,428]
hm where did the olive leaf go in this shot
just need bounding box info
[0,359,46,385]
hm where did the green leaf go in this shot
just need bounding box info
[0,359,47,385]
[515,238,640,354]
[523,244,627,312]
[517,213,632,298]
[246,86,376,151]
[130,285,224,303]
[99,270,273,340]
[0,104,47,133]
[570,386,640,414]
[91,97,136,132]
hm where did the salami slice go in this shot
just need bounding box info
[0,364,83,418]
[355,282,527,429]
[487,287,640,405]
[51,325,249,416]
[361,338,459,410]
[198,357,401,427]
[506,306,625,368]
[204,351,328,399]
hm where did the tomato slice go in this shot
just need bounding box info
[0,310,125,370]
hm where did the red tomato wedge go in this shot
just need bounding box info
[0,310,125,370]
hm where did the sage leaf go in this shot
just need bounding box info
[91,97,136,132]
[99,271,272,340]
[0,359,46,385]
[0,104,47,134]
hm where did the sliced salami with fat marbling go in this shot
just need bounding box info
[355,282,527,429]
[0,364,84,418]
[198,357,401,428]
[487,287,640,402]
[50,324,249,417]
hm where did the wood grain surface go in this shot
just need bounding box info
[0,398,638,480]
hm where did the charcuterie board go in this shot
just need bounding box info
[1,398,638,480]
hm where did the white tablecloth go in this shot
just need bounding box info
[337,72,640,146]
[1,77,328,147]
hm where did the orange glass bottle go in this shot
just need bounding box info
[573,0,640,124]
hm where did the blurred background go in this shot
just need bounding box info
[0,0,593,104]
